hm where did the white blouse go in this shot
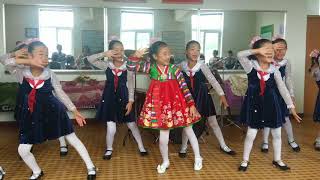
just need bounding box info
[87,53,134,102]
[0,54,76,112]
[237,50,294,108]
[179,60,225,96]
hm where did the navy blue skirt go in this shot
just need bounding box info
[16,78,74,144]
[240,69,285,129]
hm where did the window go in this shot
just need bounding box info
[120,11,153,50]
[192,12,223,63]
[39,8,74,57]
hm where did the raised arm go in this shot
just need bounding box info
[174,66,195,107]
[200,64,225,96]
[50,71,76,112]
[86,52,110,70]
[236,50,254,73]
[284,61,294,97]
[126,56,151,73]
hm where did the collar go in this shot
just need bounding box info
[108,61,127,71]
[181,60,204,76]
[24,67,50,80]
[273,59,288,67]
[252,60,276,74]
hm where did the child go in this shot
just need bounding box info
[178,40,236,157]
[237,37,301,171]
[12,41,69,157]
[0,40,96,179]
[87,40,148,160]
[0,166,5,180]
[127,41,203,173]
[309,49,320,151]
[261,37,300,152]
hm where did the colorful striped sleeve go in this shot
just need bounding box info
[126,56,151,73]
[174,65,195,107]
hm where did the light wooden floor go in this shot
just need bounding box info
[1,116,320,180]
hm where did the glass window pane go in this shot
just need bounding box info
[136,33,150,49]
[121,12,153,30]
[39,9,73,27]
[57,29,72,55]
[200,31,205,55]
[204,32,219,62]
[200,14,223,30]
[121,32,135,50]
[39,27,57,58]
[191,15,199,30]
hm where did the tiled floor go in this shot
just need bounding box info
[0,116,320,180]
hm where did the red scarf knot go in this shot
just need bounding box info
[26,78,44,113]
[112,69,124,92]
[257,71,268,96]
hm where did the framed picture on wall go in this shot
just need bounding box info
[25,28,38,38]
[260,25,274,40]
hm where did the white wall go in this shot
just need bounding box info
[222,11,257,56]
[0,0,309,115]
[255,12,285,36]
[307,0,319,15]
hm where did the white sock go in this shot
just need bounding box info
[180,129,188,153]
[159,130,170,166]
[18,144,41,174]
[271,127,282,161]
[263,127,270,144]
[283,117,296,145]
[106,122,117,155]
[58,136,67,147]
[65,133,95,170]
[184,126,202,159]
[243,127,258,162]
[127,122,146,152]
[58,136,68,152]
[208,116,227,148]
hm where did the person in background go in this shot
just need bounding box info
[76,46,92,69]
[224,50,237,70]
[209,50,223,69]
[51,44,67,69]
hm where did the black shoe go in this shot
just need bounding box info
[288,141,300,152]
[261,143,269,153]
[60,145,68,156]
[29,171,44,180]
[140,150,149,156]
[272,161,290,171]
[178,151,187,158]
[103,150,112,160]
[87,167,96,180]
[220,146,236,156]
[0,167,5,180]
[314,142,320,151]
[238,161,249,172]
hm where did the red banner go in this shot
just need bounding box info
[162,0,203,4]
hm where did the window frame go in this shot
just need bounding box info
[120,10,154,50]
[192,11,224,63]
[38,8,74,57]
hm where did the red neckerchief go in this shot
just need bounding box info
[257,71,268,96]
[26,78,44,113]
[112,69,124,92]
